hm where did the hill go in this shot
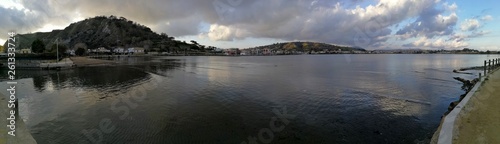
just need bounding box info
[3,15,195,53]
[245,42,365,53]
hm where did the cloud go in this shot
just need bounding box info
[403,36,468,49]
[0,0,493,49]
[481,15,493,21]
[206,24,250,41]
[443,2,457,12]
[449,30,490,42]
[395,2,459,40]
[395,8,458,39]
[460,19,480,31]
[0,6,46,35]
[152,16,204,37]
[206,0,441,48]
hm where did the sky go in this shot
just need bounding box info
[0,0,499,50]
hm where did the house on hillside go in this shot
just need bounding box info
[240,49,251,56]
[128,47,145,55]
[276,50,284,55]
[97,47,111,53]
[66,49,75,55]
[214,48,223,52]
[113,47,125,54]
[88,47,111,54]
[224,48,240,56]
[262,48,271,55]
[18,48,32,54]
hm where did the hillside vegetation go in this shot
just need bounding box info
[246,41,365,53]
[3,15,196,53]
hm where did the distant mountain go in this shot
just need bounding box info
[4,15,195,53]
[245,42,365,52]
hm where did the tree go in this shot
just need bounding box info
[200,45,206,52]
[160,33,168,39]
[32,39,46,53]
[75,48,86,56]
[190,40,199,46]
[119,16,127,21]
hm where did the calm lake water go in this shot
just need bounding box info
[2,54,500,144]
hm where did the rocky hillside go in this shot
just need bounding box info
[246,42,365,52]
[4,15,193,52]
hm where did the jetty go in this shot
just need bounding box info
[6,58,75,70]
[2,56,118,69]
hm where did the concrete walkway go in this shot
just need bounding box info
[0,93,37,144]
[453,70,500,143]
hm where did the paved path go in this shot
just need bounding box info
[454,69,500,143]
[0,93,37,144]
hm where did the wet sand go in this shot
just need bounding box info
[454,69,500,143]
[70,56,116,66]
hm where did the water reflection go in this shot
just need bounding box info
[1,55,499,143]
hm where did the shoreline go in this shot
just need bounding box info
[453,68,500,143]
[431,65,500,143]
[70,56,117,67]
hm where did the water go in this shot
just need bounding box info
[2,54,499,144]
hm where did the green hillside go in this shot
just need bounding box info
[246,41,365,53]
[3,15,194,53]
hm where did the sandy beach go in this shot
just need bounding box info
[70,56,117,66]
[453,69,500,143]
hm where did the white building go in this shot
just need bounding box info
[113,47,125,54]
[66,49,75,55]
[19,48,32,54]
[128,47,145,55]
[97,47,111,53]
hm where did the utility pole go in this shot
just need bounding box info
[55,38,59,62]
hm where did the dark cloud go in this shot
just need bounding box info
[0,6,46,35]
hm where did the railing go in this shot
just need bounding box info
[438,58,500,144]
[481,58,500,79]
